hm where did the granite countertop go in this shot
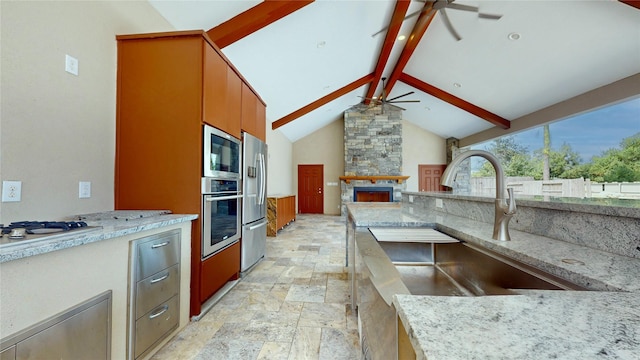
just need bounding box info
[396,291,640,359]
[346,203,640,359]
[0,211,198,263]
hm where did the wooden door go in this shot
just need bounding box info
[298,165,324,214]
[418,164,447,192]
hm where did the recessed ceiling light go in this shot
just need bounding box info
[453,83,461,88]
[317,41,326,48]
[397,35,406,41]
[508,32,521,41]
[425,106,431,111]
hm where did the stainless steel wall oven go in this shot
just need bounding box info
[201,177,241,259]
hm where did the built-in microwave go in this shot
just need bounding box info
[203,125,241,179]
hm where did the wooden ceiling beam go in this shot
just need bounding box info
[363,0,412,105]
[383,3,435,95]
[272,73,375,130]
[399,73,510,129]
[207,0,314,49]
[620,1,640,10]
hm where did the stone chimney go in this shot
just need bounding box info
[340,104,406,214]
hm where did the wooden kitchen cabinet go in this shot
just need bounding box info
[115,30,251,317]
[202,45,242,138]
[241,82,267,142]
[267,195,296,236]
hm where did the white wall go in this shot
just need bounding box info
[0,1,173,223]
[266,127,294,196]
[402,120,447,192]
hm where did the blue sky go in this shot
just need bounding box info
[475,97,640,162]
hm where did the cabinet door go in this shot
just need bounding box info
[241,83,257,137]
[226,67,242,139]
[15,298,110,360]
[202,43,228,131]
[256,100,266,142]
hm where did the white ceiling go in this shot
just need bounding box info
[148,0,640,142]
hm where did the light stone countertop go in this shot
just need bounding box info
[0,211,198,263]
[346,202,640,359]
[395,291,640,360]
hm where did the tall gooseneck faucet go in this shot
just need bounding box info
[441,150,517,241]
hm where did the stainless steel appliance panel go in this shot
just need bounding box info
[134,296,179,359]
[241,132,268,273]
[241,220,267,272]
[242,132,267,224]
[135,264,180,319]
[135,231,180,280]
[202,178,242,259]
[203,125,241,179]
[1,291,112,360]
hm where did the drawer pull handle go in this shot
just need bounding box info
[149,305,169,319]
[150,273,169,284]
[151,241,169,249]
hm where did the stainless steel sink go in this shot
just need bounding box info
[354,228,587,360]
[386,241,586,296]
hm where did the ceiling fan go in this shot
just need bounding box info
[360,77,420,112]
[373,0,502,41]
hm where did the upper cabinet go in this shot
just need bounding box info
[241,82,266,142]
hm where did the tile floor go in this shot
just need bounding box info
[151,214,361,360]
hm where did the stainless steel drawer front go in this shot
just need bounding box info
[0,291,112,360]
[134,296,179,359]
[135,231,180,280]
[135,264,180,319]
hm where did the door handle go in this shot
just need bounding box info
[149,305,169,319]
[248,220,268,230]
[150,272,169,284]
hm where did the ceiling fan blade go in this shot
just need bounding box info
[447,3,479,13]
[386,91,415,102]
[389,100,420,103]
[439,8,462,41]
[371,9,423,37]
[478,12,503,20]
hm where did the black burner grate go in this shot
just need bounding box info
[1,221,88,235]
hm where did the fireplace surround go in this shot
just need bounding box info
[340,104,407,214]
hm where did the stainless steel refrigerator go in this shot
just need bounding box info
[241,132,268,273]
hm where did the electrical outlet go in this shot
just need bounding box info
[65,54,79,76]
[79,181,91,198]
[408,195,414,203]
[436,198,443,208]
[2,181,22,202]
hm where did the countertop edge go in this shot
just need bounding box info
[0,214,198,263]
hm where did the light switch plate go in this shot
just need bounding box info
[436,198,443,208]
[2,181,22,202]
[79,181,91,198]
[65,54,79,76]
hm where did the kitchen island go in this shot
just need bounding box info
[0,210,197,360]
[347,202,640,359]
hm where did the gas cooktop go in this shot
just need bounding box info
[0,221,102,248]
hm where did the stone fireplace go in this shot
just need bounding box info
[340,104,407,214]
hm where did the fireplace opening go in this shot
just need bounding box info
[353,187,393,202]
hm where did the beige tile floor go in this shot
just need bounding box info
[151,214,361,360]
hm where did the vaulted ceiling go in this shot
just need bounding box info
[148,0,640,142]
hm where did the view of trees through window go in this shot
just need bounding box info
[471,97,640,183]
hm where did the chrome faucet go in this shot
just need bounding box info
[441,150,517,241]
